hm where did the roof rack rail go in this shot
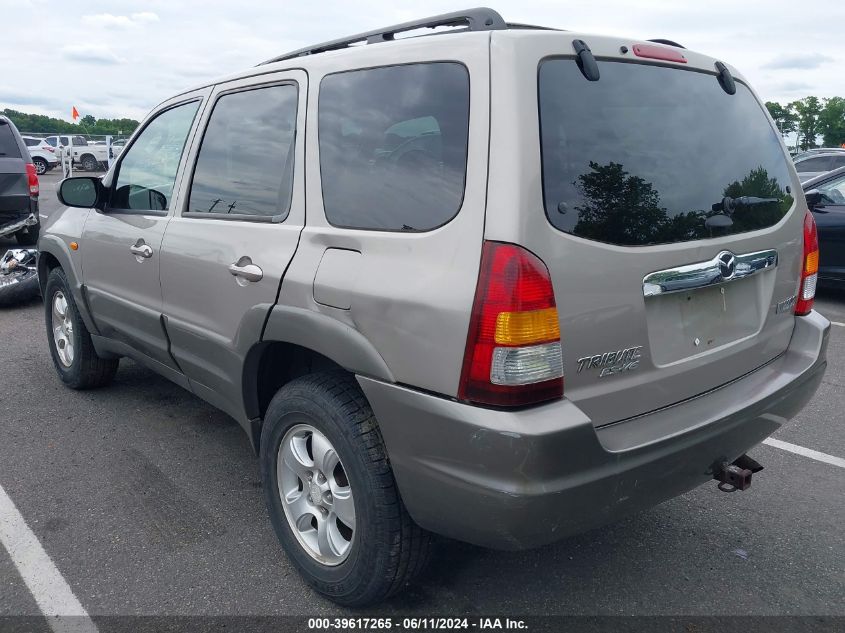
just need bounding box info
[260,7,507,65]
[647,38,686,49]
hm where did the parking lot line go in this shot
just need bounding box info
[0,483,98,633]
[763,438,845,469]
[831,321,845,328]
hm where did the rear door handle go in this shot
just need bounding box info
[228,257,263,283]
[130,240,153,259]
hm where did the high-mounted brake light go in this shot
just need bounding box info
[632,43,687,64]
[25,163,39,196]
[459,241,563,407]
[795,212,819,316]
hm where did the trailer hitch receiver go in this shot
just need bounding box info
[714,454,763,492]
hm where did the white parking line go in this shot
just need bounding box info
[0,483,98,633]
[763,438,845,469]
[831,321,845,328]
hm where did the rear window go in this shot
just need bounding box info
[539,60,794,246]
[796,156,831,172]
[318,62,470,231]
[0,124,22,158]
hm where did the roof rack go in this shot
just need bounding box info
[260,7,507,65]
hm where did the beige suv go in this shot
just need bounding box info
[40,9,829,606]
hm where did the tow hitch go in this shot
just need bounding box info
[713,454,763,492]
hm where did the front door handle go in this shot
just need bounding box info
[228,257,263,283]
[130,240,153,260]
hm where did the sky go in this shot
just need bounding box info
[1,0,842,123]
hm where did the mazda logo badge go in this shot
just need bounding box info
[717,251,737,279]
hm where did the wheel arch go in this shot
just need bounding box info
[242,306,395,451]
[37,238,99,336]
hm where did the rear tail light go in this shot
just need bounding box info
[45,146,55,153]
[459,241,563,407]
[795,212,819,316]
[25,163,39,196]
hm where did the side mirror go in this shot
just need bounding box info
[804,189,825,209]
[58,177,102,209]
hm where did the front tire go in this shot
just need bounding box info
[44,268,118,389]
[260,371,431,607]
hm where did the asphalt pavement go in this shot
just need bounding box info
[0,170,842,625]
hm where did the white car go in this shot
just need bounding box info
[42,134,108,171]
[21,136,59,175]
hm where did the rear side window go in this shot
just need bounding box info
[44,137,57,147]
[0,124,22,158]
[187,84,298,220]
[23,138,40,147]
[539,60,794,246]
[797,156,831,172]
[319,62,470,231]
[831,155,845,169]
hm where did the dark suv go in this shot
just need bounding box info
[0,116,40,245]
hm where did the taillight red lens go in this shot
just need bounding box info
[459,241,563,407]
[795,212,819,316]
[25,163,39,196]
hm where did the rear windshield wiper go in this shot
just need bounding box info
[710,196,780,214]
[705,196,780,229]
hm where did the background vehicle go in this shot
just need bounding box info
[0,115,40,246]
[794,152,845,181]
[21,136,58,175]
[40,8,829,607]
[43,134,107,171]
[792,147,845,162]
[804,165,845,288]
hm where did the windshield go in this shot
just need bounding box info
[539,60,794,246]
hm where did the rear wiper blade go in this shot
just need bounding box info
[711,196,780,214]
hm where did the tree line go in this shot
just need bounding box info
[765,97,845,151]
[1,108,139,137]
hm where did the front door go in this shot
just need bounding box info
[81,96,204,369]
[160,72,306,419]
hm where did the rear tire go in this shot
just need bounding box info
[44,267,118,389]
[80,154,98,171]
[32,158,48,175]
[260,371,431,607]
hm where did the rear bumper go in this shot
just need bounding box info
[358,311,830,550]
[0,210,38,239]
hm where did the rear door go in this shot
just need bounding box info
[0,121,30,219]
[487,33,806,426]
[812,171,845,281]
[159,71,305,419]
[81,95,205,368]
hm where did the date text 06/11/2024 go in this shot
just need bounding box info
[307,617,528,630]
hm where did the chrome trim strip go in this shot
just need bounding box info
[643,249,778,297]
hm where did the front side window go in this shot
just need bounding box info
[319,62,470,231]
[187,84,298,219]
[817,174,845,205]
[539,60,794,246]
[112,100,199,211]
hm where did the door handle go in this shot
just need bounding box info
[228,257,263,283]
[130,240,153,260]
